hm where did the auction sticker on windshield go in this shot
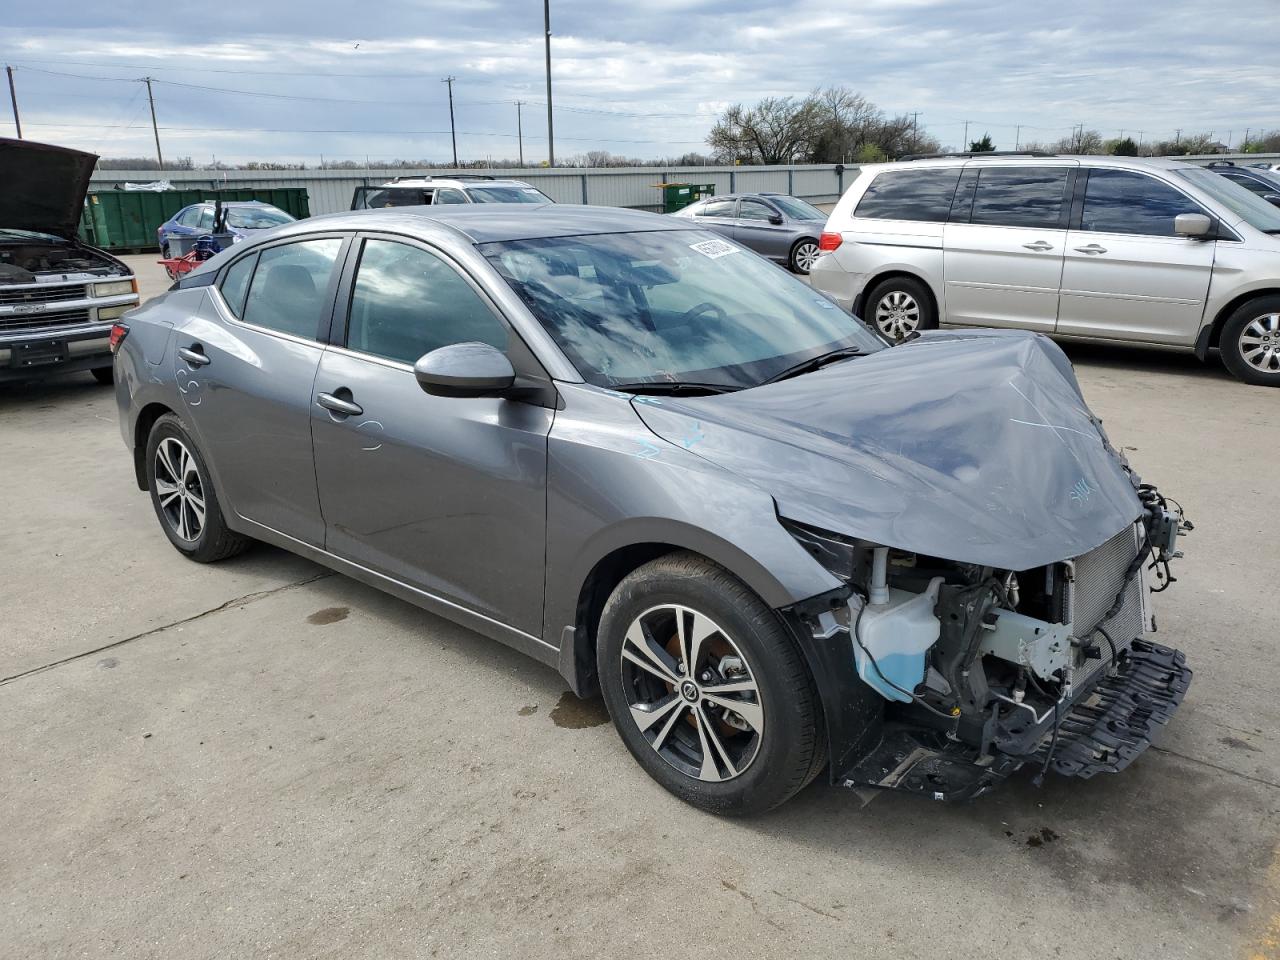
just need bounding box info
[689,238,738,259]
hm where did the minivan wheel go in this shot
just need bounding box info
[790,238,820,274]
[597,552,824,816]
[145,414,250,562]
[865,276,936,343]
[1221,296,1280,386]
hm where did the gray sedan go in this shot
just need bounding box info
[109,205,1192,814]
[671,192,827,273]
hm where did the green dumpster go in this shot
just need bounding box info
[653,182,715,213]
[78,186,311,252]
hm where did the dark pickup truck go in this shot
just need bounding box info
[1,137,139,383]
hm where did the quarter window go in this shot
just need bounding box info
[345,239,508,365]
[435,188,469,204]
[1080,170,1208,237]
[196,207,215,230]
[240,238,343,339]
[854,169,962,222]
[218,254,257,318]
[968,167,1070,229]
[738,200,776,221]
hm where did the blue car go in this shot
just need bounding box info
[156,201,295,255]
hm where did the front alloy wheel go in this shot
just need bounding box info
[620,604,764,782]
[597,552,825,815]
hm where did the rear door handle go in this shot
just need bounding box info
[177,345,210,366]
[1022,240,1054,251]
[1074,244,1108,254]
[317,392,363,417]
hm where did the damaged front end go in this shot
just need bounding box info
[786,485,1193,801]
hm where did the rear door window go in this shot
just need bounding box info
[218,254,257,318]
[196,207,215,230]
[240,238,344,340]
[738,199,776,221]
[1080,169,1208,236]
[853,169,962,222]
[968,167,1070,229]
[698,199,737,218]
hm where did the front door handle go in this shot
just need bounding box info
[1074,244,1108,255]
[317,391,363,417]
[1022,240,1054,251]
[177,345,210,366]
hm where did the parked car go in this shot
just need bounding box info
[672,192,827,274]
[157,201,295,256]
[0,137,139,384]
[1205,160,1280,206]
[1247,162,1280,172]
[351,175,554,210]
[810,154,1280,386]
[112,204,1191,814]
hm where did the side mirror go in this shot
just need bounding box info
[1174,213,1213,239]
[768,214,784,225]
[1264,194,1280,208]
[413,342,515,398]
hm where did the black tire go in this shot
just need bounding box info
[1219,295,1280,387]
[160,241,170,258]
[145,413,250,563]
[90,365,114,385]
[789,237,820,275]
[597,552,824,816]
[863,275,936,343]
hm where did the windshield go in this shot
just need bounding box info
[226,207,294,229]
[468,185,551,204]
[482,229,881,389]
[1178,167,1280,233]
[768,195,826,220]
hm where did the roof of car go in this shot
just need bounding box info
[284,204,699,244]
[375,177,538,189]
[862,155,1194,174]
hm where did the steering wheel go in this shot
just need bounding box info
[680,301,729,325]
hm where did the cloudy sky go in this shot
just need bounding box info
[1,1,1274,165]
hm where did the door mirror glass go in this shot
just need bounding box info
[1174,212,1213,238]
[414,342,516,398]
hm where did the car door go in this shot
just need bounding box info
[310,234,554,636]
[691,198,738,242]
[942,163,1075,331]
[1056,168,1215,345]
[175,234,348,546]
[733,198,788,259]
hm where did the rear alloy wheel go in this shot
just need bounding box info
[865,276,936,343]
[790,239,820,275]
[1221,296,1280,386]
[145,413,250,562]
[598,552,824,815]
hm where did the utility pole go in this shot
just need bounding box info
[962,119,970,149]
[543,0,555,166]
[5,65,21,138]
[1244,128,1251,149]
[1175,128,1181,145]
[909,111,919,148]
[1014,124,1021,150]
[515,100,525,167]
[441,76,458,167]
[142,77,163,170]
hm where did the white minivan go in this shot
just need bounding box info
[810,155,1280,386]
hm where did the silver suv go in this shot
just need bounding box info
[351,175,553,209]
[810,154,1280,386]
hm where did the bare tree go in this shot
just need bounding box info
[707,96,824,164]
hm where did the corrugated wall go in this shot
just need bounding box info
[87,165,853,216]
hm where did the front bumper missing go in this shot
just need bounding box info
[837,639,1192,801]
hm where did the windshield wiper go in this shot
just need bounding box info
[610,381,741,396]
[761,346,865,385]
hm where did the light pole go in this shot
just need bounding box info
[544,0,555,166]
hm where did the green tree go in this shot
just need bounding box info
[1110,136,1138,156]
[968,133,995,152]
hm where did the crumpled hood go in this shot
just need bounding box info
[0,137,97,239]
[633,330,1142,571]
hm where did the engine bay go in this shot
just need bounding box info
[0,235,128,284]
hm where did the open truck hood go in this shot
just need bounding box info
[0,137,97,239]
[632,330,1143,572]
